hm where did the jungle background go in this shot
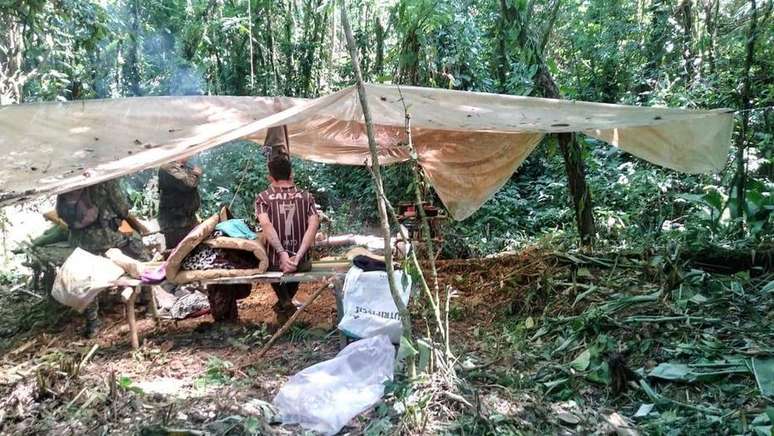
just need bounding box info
[0,0,773,434]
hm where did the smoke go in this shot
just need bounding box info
[168,64,204,96]
[143,31,205,96]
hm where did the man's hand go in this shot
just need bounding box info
[279,251,297,273]
[287,255,300,271]
[126,215,151,236]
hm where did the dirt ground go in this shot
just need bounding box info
[0,249,539,435]
[0,282,347,435]
[3,247,766,435]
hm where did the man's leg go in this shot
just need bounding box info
[208,285,247,323]
[271,282,300,325]
[84,298,101,338]
[162,226,194,251]
[119,236,150,261]
[208,285,233,322]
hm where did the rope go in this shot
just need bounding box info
[229,157,253,209]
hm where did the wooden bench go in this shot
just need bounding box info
[119,264,349,350]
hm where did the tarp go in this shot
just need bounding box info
[0,84,734,220]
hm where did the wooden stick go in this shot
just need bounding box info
[340,0,414,375]
[146,286,160,326]
[78,343,99,374]
[126,286,140,349]
[332,277,348,350]
[254,282,330,359]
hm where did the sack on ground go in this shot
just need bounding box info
[273,335,395,435]
[52,248,125,312]
[338,266,412,343]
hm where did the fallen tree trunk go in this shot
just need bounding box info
[685,245,773,274]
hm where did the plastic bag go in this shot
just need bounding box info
[273,335,395,435]
[338,266,411,343]
[51,248,125,312]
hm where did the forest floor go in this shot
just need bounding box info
[0,248,772,435]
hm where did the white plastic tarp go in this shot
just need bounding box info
[0,84,734,219]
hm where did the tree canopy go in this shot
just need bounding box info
[1,1,774,434]
[2,0,771,252]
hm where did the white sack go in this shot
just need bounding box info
[338,266,412,344]
[273,335,395,435]
[51,248,125,312]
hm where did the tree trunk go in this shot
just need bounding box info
[299,0,325,97]
[535,66,596,246]
[0,16,26,104]
[734,0,758,220]
[496,0,512,93]
[247,0,255,91]
[283,0,295,95]
[495,0,595,246]
[702,0,719,75]
[637,0,670,100]
[558,133,595,245]
[374,17,385,80]
[677,0,695,81]
[263,1,279,93]
[124,0,142,97]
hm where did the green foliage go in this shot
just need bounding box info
[193,140,414,231]
[1,0,771,256]
[2,5,773,434]
[118,375,144,394]
[194,356,233,390]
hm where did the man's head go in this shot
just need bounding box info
[267,156,292,182]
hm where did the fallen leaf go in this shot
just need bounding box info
[160,340,175,353]
[605,412,639,436]
[557,411,580,425]
[569,349,591,371]
[633,403,654,418]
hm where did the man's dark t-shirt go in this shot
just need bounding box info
[158,162,201,229]
[255,185,317,269]
[158,162,201,247]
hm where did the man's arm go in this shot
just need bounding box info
[292,214,320,264]
[258,212,291,270]
[125,215,150,236]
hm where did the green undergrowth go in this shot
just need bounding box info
[0,271,73,351]
[448,251,774,435]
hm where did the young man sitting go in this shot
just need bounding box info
[255,157,320,325]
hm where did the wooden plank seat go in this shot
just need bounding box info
[117,264,349,350]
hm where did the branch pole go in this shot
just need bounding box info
[395,87,449,358]
[734,0,757,221]
[366,164,448,352]
[339,0,415,374]
[256,282,328,359]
